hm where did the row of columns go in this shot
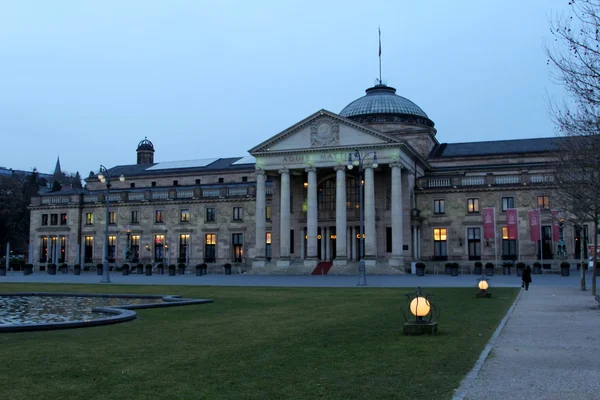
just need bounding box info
[254,162,404,266]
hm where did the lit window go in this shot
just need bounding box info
[86,213,94,225]
[537,196,550,210]
[467,198,479,213]
[502,197,514,211]
[109,212,116,224]
[180,209,190,223]
[155,210,164,223]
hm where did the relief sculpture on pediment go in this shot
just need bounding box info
[310,119,339,147]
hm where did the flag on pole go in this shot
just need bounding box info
[483,207,496,239]
[506,209,518,240]
[378,27,381,56]
[528,210,541,241]
[551,210,559,242]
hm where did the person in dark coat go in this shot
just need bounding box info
[522,265,532,291]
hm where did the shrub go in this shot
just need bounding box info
[96,263,103,270]
[144,264,152,269]
[177,263,186,269]
[516,262,526,269]
[485,262,494,269]
[156,263,164,268]
[533,262,541,268]
[474,261,483,268]
[451,262,459,268]
[561,262,570,268]
[122,263,129,270]
[415,262,426,268]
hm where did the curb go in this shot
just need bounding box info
[452,288,523,400]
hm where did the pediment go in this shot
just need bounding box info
[249,109,400,154]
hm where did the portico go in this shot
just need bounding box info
[250,110,427,270]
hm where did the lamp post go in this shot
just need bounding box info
[97,165,124,284]
[557,212,567,259]
[347,149,378,286]
[125,225,132,262]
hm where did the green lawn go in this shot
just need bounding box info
[0,284,517,400]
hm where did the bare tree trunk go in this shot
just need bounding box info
[582,235,587,291]
[593,222,598,296]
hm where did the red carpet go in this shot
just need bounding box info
[312,262,333,275]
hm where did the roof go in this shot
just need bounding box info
[339,84,429,120]
[429,137,563,158]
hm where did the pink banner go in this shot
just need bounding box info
[483,208,496,240]
[528,210,541,242]
[552,210,559,242]
[506,209,518,240]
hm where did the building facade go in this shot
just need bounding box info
[28,83,592,272]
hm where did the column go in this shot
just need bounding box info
[326,227,331,261]
[364,164,376,263]
[300,228,305,260]
[346,226,351,260]
[334,165,347,265]
[351,226,357,261]
[320,226,326,260]
[278,168,290,266]
[253,169,266,267]
[389,162,404,267]
[305,166,318,265]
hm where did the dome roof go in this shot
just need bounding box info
[340,84,433,127]
[137,137,155,152]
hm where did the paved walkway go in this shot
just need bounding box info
[457,286,600,400]
[0,270,596,288]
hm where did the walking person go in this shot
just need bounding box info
[522,264,532,291]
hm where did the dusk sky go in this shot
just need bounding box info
[1,0,569,176]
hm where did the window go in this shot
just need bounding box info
[155,210,164,223]
[433,228,447,260]
[242,176,248,182]
[232,233,243,262]
[86,213,94,225]
[195,179,201,184]
[60,213,67,225]
[205,234,216,262]
[318,179,336,211]
[434,200,445,214]
[59,237,66,263]
[266,232,272,259]
[539,226,553,260]
[386,227,392,253]
[502,227,517,260]
[154,235,165,261]
[49,236,57,263]
[40,236,48,262]
[266,206,271,221]
[467,198,480,213]
[131,211,139,224]
[84,236,93,263]
[467,228,481,260]
[173,180,178,186]
[108,235,116,261]
[151,182,157,187]
[180,209,190,223]
[50,214,58,225]
[206,207,216,222]
[290,229,294,254]
[179,234,190,262]
[233,207,243,221]
[502,197,514,212]
[130,235,140,261]
[218,178,224,183]
[537,196,550,210]
[42,214,48,226]
[130,182,135,188]
[108,211,116,224]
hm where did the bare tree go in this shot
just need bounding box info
[547,0,600,295]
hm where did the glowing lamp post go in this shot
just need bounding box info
[98,165,125,284]
[476,276,491,298]
[403,287,438,335]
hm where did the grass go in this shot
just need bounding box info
[0,284,517,400]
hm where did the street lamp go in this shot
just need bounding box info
[125,225,132,262]
[98,165,124,284]
[557,212,567,259]
[347,149,378,286]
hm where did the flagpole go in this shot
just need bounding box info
[517,208,521,261]
[378,27,382,84]
[494,207,498,269]
[539,208,543,268]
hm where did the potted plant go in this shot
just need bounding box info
[195,264,203,276]
[168,264,176,276]
[560,261,570,277]
[450,262,459,276]
[415,262,426,276]
[444,262,452,275]
[502,261,513,275]
[0,264,6,276]
[145,264,153,276]
[177,263,186,275]
[485,262,494,276]
[48,263,57,275]
[136,264,144,274]
[515,262,525,277]
[96,263,103,276]
[60,263,69,274]
[23,263,33,275]
[74,264,81,275]
[533,262,542,275]
[473,261,483,275]
[122,263,130,276]
[223,263,232,275]
[156,263,165,274]
[201,263,208,275]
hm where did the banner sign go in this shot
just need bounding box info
[552,210,560,242]
[506,209,518,240]
[528,210,541,242]
[483,208,496,240]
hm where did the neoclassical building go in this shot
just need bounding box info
[29,82,590,273]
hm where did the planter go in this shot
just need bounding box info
[145,265,153,276]
[450,263,459,277]
[74,268,81,275]
[0,268,6,276]
[516,262,525,277]
[533,263,542,274]
[122,268,129,276]
[48,264,57,275]
[560,262,570,277]
[196,265,203,276]
[60,264,69,274]
[444,263,451,275]
[224,263,232,275]
[473,263,482,275]
[502,266,512,275]
[157,266,165,275]
[136,265,143,274]
[415,262,426,276]
[485,263,494,276]
[96,267,103,276]
[23,264,33,275]
[168,267,176,276]
[177,264,186,275]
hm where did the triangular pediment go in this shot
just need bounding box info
[249,109,401,154]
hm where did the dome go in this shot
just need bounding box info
[340,84,434,127]
[137,137,155,152]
